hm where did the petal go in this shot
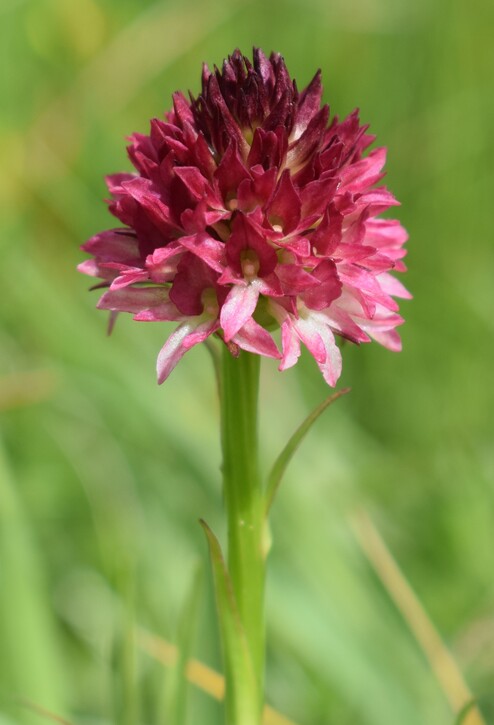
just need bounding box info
[299,176,339,219]
[377,272,412,299]
[286,105,329,170]
[276,264,320,294]
[266,170,301,233]
[182,319,220,350]
[324,306,371,344]
[178,233,225,273]
[157,323,193,384]
[157,319,218,384]
[367,328,402,352]
[227,214,278,276]
[220,283,260,341]
[81,229,141,264]
[296,315,342,386]
[204,74,249,157]
[97,286,168,314]
[302,259,342,310]
[172,91,195,127]
[170,254,219,316]
[338,265,399,312]
[279,319,301,371]
[293,70,323,140]
[315,324,342,386]
[121,177,178,234]
[247,127,287,170]
[339,147,387,193]
[78,259,116,281]
[110,269,150,290]
[233,318,280,359]
[365,218,409,248]
[311,206,343,255]
[106,173,138,195]
[174,166,210,200]
[237,167,277,212]
[214,140,250,199]
[354,187,400,214]
[146,242,184,283]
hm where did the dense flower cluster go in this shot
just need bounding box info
[79,49,409,385]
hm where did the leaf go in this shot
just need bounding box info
[0,441,66,713]
[264,388,350,515]
[164,564,203,725]
[111,571,139,725]
[199,520,259,723]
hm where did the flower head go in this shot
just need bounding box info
[80,48,409,385]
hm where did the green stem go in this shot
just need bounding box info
[220,349,265,725]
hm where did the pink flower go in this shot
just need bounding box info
[79,48,409,385]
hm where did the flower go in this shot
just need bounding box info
[79,48,410,385]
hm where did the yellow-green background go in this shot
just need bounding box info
[1,0,493,723]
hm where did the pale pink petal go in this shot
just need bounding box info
[324,306,370,344]
[81,229,140,263]
[182,319,219,350]
[157,320,218,383]
[110,269,150,290]
[377,272,412,299]
[157,323,194,384]
[233,319,280,359]
[313,322,342,386]
[134,301,180,321]
[220,283,260,341]
[97,287,168,314]
[78,259,116,281]
[279,319,301,370]
[295,314,342,386]
[293,317,326,363]
[367,328,402,352]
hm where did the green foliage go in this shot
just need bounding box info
[164,564,202,725]
[1,0,493,722]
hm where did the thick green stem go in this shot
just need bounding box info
[220,349,265,725]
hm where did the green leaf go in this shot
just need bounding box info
[112,570,139,725]
[0,441,66,724]
[164,564,203,725]
[264,388,351,515]
[199,520,260,724]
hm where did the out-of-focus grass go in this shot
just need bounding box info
[1,0,493,723]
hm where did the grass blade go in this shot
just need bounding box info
[139,629,298,725]
[164,564,203,725]
[0,440,65,722]
[352,510,486,725]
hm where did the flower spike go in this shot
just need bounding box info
[80,48,409,385]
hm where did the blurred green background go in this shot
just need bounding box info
[1,0,493,723]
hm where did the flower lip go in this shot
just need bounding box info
[240,250,260,280]
[80,47,409,385]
